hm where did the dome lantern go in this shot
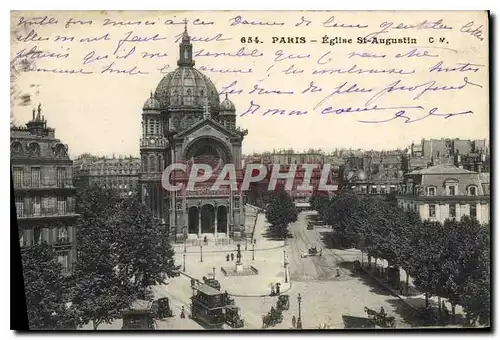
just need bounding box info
[177,19,194,67]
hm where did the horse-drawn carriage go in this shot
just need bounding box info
[276,295,290,311]
[301,245,322,258]
[121,298,174,330]
[364,306,396,328]
[225,306,244,328]
[262,307,284,328]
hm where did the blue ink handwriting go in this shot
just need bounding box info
[322,16,368,28]
[365,77,483,106]
[229,15,285,26]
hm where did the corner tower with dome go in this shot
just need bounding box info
[139,24,248,243]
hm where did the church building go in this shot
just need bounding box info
[139,25,248,243]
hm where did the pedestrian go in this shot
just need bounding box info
[380,306,386,317]
[254,238,256,245]
[336,267,340,277]
[180,306,185,319]
[231,253,234,261]
[270,284,275,296]
[292,315,296,328]
[276,282,281,295]
[226,253,230,261]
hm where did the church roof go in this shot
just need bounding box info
[154,67,220,110]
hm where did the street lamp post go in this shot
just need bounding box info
[213,266,216,280]
[183,254,186,272]
[252,243,255,260]
[297,293,302,329]
[200,244,203,262]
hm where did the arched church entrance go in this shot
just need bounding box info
[188,206,199,234]
[201,204,215,233]
[217,205,228,234]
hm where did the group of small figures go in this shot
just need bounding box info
[269,283,282,296]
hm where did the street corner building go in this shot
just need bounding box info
[139,26,248,244]
[397,164,490,224]
[11,105,79,273]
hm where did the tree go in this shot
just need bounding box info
[71,185,136,329]
[265,190,298,238]
[71,186,181,329]
[21,244,75,330]
[112,197,180,297]
[448,217,490,325]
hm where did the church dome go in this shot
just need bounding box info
[154,68,220,110]
[219,94,236,115]
[143,92,161,111]
[153,25,221,111]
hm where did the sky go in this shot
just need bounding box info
[10,10,490,158]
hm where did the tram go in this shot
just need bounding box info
[190,282,227,329]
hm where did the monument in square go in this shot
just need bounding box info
[222,243,258,277]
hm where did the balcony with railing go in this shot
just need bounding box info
[17,205,78,219]
[13,178,74,190]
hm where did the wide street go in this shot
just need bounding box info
[145,206,413,330]
[80,206,413,330]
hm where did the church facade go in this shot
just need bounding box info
[139,25,247,243]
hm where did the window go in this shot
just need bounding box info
[361,186,367,194]
[31,167,41,187]
[32,196,41,216]
[448,185,456,196]
[57,196,67,215]
[470,204,477,219]
[13,167,24,187]
[58,227,69,243]
[57,254,69,274]
[469,186,477,196]
[33,228,42,245]
[15,196,24,217]
[429,204,436,218]
[56,167,67,187]
[427,187,436,196]
[380,186,386,194]
[371,186,378,194]
[449,205,456,218]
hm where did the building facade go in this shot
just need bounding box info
[11,105,78,273]
[139,25,247,242]
[396,164,490,224]
[341,152,405,195]
[73,154,140,198]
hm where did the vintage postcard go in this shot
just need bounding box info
[10,10,490,330]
